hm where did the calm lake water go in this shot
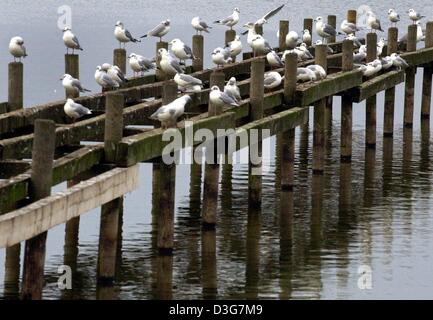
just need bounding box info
[1,0,433,299]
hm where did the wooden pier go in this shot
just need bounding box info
[0,11,433,299]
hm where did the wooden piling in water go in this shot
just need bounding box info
[365,33,377,148]
[4,243,21,299]
[328,15,337,44]
[113,48,126,74]
[313,45,327,174]
[65,54,80,99]
[192,35,204,71]
[202,71,225,227]
[303,18,313,47]
[404,25,417,128]
[347,10,357,29]
[284,53,297,104]
[157,81,177,254]
[248,58,265,207]
[280,129,295,191]
[254,25,263,36]
[341,40,354,162]
[384,27,398,137]
[156,42,168,81]
[279,20,289,51]
[21,119,56,300]
[225,30,236,46]
[421,22,433,121]
[97,93,124,284]
[8,62,23,111]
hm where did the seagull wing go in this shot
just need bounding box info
[170,58,184,73]
[71,35,82,49]
[220,92,239,106]
[264,74,278,86]
[179,74,202,85]
[262,4,285,21]
[323,24,337,36]
[183,44,194,57]
[149,23,165,36]
[71,79,84,91]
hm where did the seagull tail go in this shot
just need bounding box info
[213,20,222,24]
[132,38,141,43]
[204,29,211,33]
[83,88,91,92]
[140,34,148,39]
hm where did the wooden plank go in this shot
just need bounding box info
[0,160,31,178]
[295,70,363,106]
[349,70,405,102]
[0,102,8,115]
[401,47,433,66]
[0,165,139,248]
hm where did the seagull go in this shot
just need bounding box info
[285,31,300,50]
[399,21,425,43]
[170,39,195,64]
[95,65,119,90]
[297,67,317,82]
[408,9,425,24]
[227,35,243,59]
[224,77,241,102]
[254,4,285,26]
[377,38,387,56]
[314,40,334,54]
[102,63,127,86]
[359,59,382,77]
[128,53,156,77]
[251,35,272,56]
[264,71,283,89]
[380,56,394,70]
[214,7,240,30]
[390,53,409,70]
[60,74,91,95]
[297,43,314,59]
[314,16,341,43]
[9,36,27,62]
[307,65,327,80]
[179,84,202,93]
[114,21,140,48]
[340,19,360,35]
[150,95,191,129]
[64,98,92,121]
[345,33,362,48]
[158,48,185,76]
[62,27,83,54]
[141,20,171,41]
[388,9,400,26]
[211,47,232,67]
[366,11,383,32]
[302,30,312,45]
[243,22,258,46]
[209,86,239,107]
[353,51,367,64]
[174,73,203,90]
[267,50,284,68]
[191,17,212,34]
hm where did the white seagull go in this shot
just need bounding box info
[297,68,317,82]
[174,73,203,90]
[191,17,212,34]
[64,98,92,121]
[251,35,272,56]
[227,35,243,59]
[210,86,239,108]
[340,19,360,35]
[267,50,284,68]
[345,33,362,48]
[114,21,140,48]
[224,77,241,102]
[408,9,425,24]
[264,71,283,89]
[61,74,91,95]
[388,9,400,26]
[315,16,341,43]
[102,63,127,86]
[286,31,299,50]
[214,8,240,30]
[366,11,384,32]
[390,53,409,70]
[128,53,156,77]
[302,29,312,45]
[254,4,285,26]
[150,95,191,129]
[141,20,171,41]
[95,66,119,90]
[170,39,195,64]
[62,27,83,54]
[243,22,258,46]
[211,47,232,67]
[9,36,27,62]
[307,64,327,80]
[158,48,185,76]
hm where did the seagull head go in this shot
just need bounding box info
[234,7,240,13]
[115,21,123,27]
[128,53,137,59]
[63,27,71,33]
[101,63,112,71]
[11,36,24,45]
[169,39,181,46]
[388,9,395,14]
[60,74,72,81]
[158,48,168,56]
[408,9,415,14]
[234,35,240,41]
[228,77,236,85]
[66,98,75,104]
[182,95,192,104]
[314,17,323,22]
[303,29,310,34]
[390,53,398,58]
[211,85,220,92]
[163,19,170,26]
[243,22,255,29]
[315,40,323,45]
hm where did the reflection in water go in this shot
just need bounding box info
[279,191,294,299]
[201,229,217,299]
[245,208,260,299]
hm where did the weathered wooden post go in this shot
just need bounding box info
[97,93,124,284]
[341,39,354,162]
[404,25,417,128]
[303,18,313,47]
[113,48,126,74]
[4,243,21,299]
[157,81,178,254]
[202,71,225,227]
[284,53,297,105]
[254,24,263,36]
[279,20,289,51]
[328,15,337,43]
[65,54,79,98]
[248,58,265,207]
[384,27,398,137]
[225,30,236,46]
[8,62,23,111]
[421,22,433,121]
[365,32,377,148]
[21,119,56,300]
[313,45,327,174]
[156,42,168,81]
[347,10,357,30]
[192,35,204,71]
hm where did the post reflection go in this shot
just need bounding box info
[245,207,261,299]
[201,229,217,299]
[279,191,294,299]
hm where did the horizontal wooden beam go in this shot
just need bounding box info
[401,47,433,66]
[0,165,139,248]
[0,160,31,179]
[0,102,8,115]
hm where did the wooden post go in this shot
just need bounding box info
[202,71,225,227]
[192,35,204,71]
[225,30,236,46]
[421,22,433,120]
[341,40,353,162]
[157,81,178,254]
[113,48,126,74]
[303,18,313,47]
[284,53,297,104]
[4,244,21,299]
[156,42,168,81]
[280,129,295,191]
[97,93,124,284]
[313,45,327,174]
[254,24,263,36]
[65,54,80,98]
[8,62,23,111]
[347,10,357,28]
[404,25,417,128]
[279,20,289,51]
[384,27,398,137]
[328,15,337,43]
[365,33,377,148]
[248,58,265,207]
[21,119,56,300]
